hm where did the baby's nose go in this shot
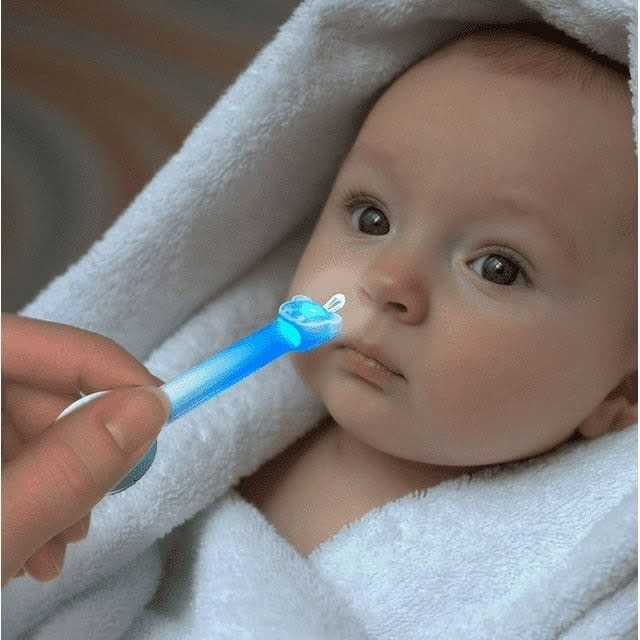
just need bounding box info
[361,248,428,324]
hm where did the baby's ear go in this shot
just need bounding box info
[577,372,638,439]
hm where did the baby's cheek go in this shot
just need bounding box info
[290,351,318,390]
[290,346,335,398]
[423,321,572,438]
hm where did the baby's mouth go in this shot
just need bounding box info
[338,340,404,383]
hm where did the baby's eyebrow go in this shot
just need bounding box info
[347,143,401,182]
[350,143,392,163]
[494,194,580,265]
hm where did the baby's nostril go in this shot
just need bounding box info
[389,302,408,313]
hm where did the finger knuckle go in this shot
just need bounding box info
[46,439,101,506]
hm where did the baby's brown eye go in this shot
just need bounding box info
[468,253,527,286]
[351,206,390,235]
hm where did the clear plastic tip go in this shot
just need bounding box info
[323,293,346,313]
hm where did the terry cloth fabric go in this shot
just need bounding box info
[3,1,637,638]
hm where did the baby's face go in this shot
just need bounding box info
[289,45,637,466]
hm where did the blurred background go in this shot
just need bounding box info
[2,0,299,312]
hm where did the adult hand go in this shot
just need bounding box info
[1,313,169,586]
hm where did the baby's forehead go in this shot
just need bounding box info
[425,25,629,96]
[343,26,636,254]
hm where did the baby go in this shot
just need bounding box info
[239,25,637,555]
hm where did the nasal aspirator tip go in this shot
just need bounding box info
[323,293,346,313]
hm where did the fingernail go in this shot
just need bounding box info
[105,387,170,454]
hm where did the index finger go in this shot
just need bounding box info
[1,314,161,395]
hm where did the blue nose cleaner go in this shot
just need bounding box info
[59,294,346,494]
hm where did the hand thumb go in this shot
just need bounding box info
[2,386,169,580]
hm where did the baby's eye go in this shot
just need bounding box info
[350,205,390,235]
[468,253,528,286]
